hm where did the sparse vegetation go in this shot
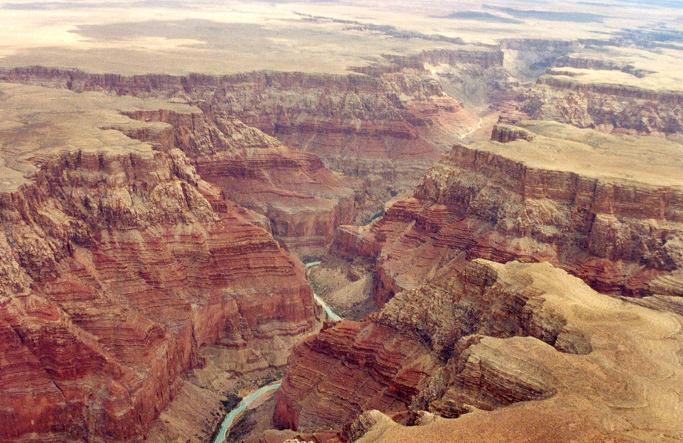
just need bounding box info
[221,393,242,411]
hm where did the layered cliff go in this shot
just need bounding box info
[0,83,320,441]
[119,107,357,257]
[274,259,683,441]
[0,50,487,220]
[521,74,683,134]
[335,122,683,302]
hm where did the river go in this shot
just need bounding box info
[212,381,280,443]
[213,260,342,442]
[305,260,343,322]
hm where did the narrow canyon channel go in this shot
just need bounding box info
[212,381,281,443]
[213,260,342,442]
[305,261,344,322]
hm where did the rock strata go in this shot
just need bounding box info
[274,260,683,442]
[0,84,320,441]
[0,51,487,220]
[335,140,683,302]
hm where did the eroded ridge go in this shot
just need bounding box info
[336,126,683,301]
[0,83,320,441]
[274,259,683,442]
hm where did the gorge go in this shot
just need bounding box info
[0,1,682,442]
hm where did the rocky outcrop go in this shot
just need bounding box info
[119,107,357,257]
[274,260,683,441]
[522,75,683,133]
[490,123,534,142]
[335,143,683,302]
[0,84,320,441]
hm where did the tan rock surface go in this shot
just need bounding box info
[276,260,683,442]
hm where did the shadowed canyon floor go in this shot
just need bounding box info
[0,0,682,442]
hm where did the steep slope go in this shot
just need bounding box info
[0,83,320,442]
[274,259,683,442]
[119,107,357,257]
[0,47,492,220]
[335,122,683,302]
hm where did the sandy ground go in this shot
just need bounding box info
[0,1,680,75]
[472,120,683,188]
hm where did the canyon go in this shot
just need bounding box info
[272,119,683,442]
[0,1,682,442]
[0,59,484,223]
[274,259,683,441]
[0,83,322,441]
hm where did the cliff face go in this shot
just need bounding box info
[489,123,534,142]
[274,260,683,442]
[521,76,683,134]
[0,84,320,441]
[335,142,683,303]
[120,107,357,257]
[272,320,440,432]
[0,51,486,221]
[553,56,651,78]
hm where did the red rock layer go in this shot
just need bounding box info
[0,148,319,441]
[0,54,484,219]
[334,143,683,303]
[273,320,441,432]
[119,107,357,257]
[273,260,683,441]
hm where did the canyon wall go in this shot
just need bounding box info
[274,259,683,441]
[335,143,683,303]
[0,85,321,441]
[119,107,357,257]
[521,75,683,134]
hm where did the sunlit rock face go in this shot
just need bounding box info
[274,259,683,442]
[0,85,320,441]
